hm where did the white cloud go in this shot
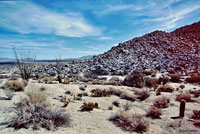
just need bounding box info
[150,6,200,30]
[95,4,144,15]
[0,1,101,37]
[99,36,113,40]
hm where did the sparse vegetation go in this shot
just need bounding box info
[158,84,174,92]
[185,73,200,84]
[120,92,136,102]
[192,110,200,120]
[90,88,111,97]
[7,91,70,130]
[13,49,37,80]
[80,102,98,111]
[109,111,149,133]
[123,71,145,88]
[176,92,194,102]
[4,80,27,91]
[169,74,181,83]
[154,96,169,108]
[146,106,162,119]
[122,102,132,111]
[136,90,150,101]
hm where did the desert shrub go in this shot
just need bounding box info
[185,73,200,84]
[156,89,161,96]
[112,100,120,107]
[122,102,132,111]
[80,102,98,111]
[136,90,150,101]
[192,110,200,120]
[179,85,185,89]
[90,89,111,97]
[158,84,174,92]
[169,74,181,83]
[145,78,158,88]
[26,91,49,107]
[176,92,194,102]
[65,90,71,95]
[146,106,162,119]
[7,100,70,130]
[109,111,149,133]
[123,71,145,88]
[62,78,70,84]
[158,75,170,85]
[110,89,122,97]
[5,80,27,91]
[143,70,154,76]
[154,96,169,108]
[190,90,200,98]
[120,92,136,102]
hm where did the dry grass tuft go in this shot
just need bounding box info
[109,111,149,133]
[5,80,27,91]
[146,106,162,119]
[154,96,169,108]
[25,91,49,107]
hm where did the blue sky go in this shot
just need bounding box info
[0,0,200,59]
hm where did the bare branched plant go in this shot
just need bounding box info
[55,55,62,83]
[13,48,37,80]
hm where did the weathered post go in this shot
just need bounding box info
[179,99,186,117]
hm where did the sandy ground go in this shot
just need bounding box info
[0,78,200,134]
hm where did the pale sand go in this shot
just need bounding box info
[0,79,200,134]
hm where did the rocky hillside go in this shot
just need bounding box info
[32,21,200,77]
[81,21,200,75]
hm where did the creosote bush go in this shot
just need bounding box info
[158,84,174,92]
[90,88,111,97]
[154,96,169,108]
[7,92,70,130]
[146,106,162,119]
[185,73,200,84]
[109,111,149,133]
[136,90,150,101]
[123,71,145,88]
[192,110,200,120]
[5,80,27,91]
[80,102,98,111]
[169,74,181,83]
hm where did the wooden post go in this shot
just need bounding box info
[179,99,186,117]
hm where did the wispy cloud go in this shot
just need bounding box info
[95,4,145,15]
[98,36,113,40]
[0,1,101,37]
[151,5,200,30]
